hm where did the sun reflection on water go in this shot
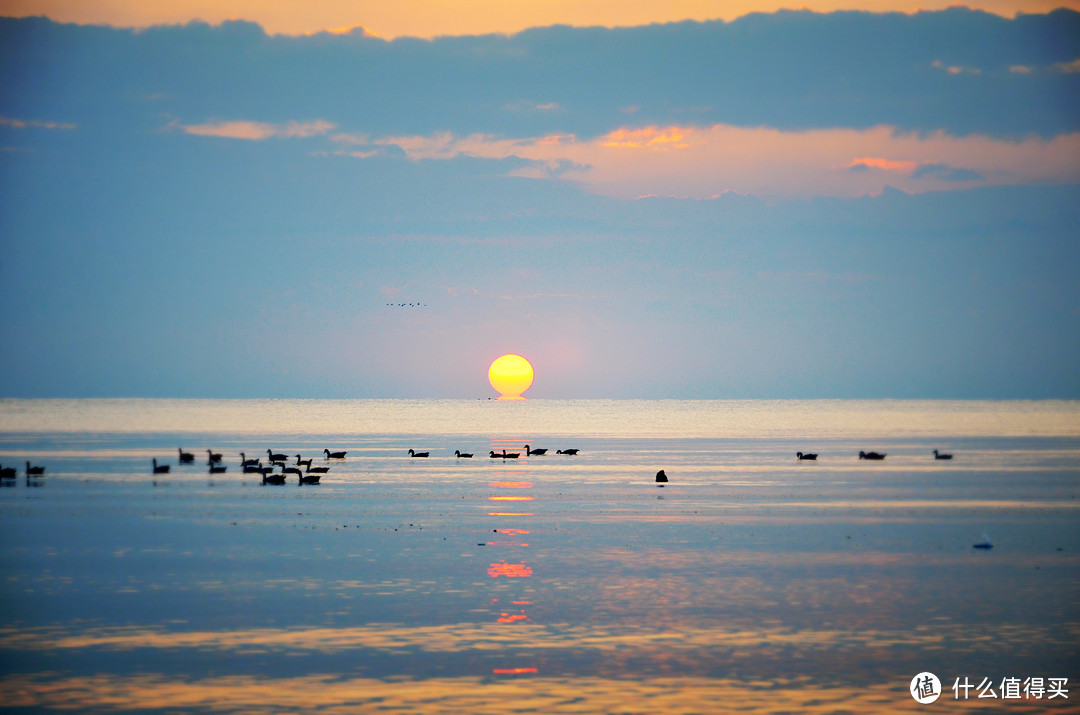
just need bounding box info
[486,445,538,678]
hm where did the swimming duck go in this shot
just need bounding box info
[858,451,886,460]
[323,448,347,459]
[524,445,547,456]
[455,450,473,458]
[408,449,430,457]
[152,458,170,474]
[178,448,195,464]
[933,449,953,460]
[796,452,818,460]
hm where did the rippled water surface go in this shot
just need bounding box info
[1,399,1078,712]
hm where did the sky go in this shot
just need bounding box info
[0,2,1078,398]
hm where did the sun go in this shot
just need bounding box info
[489,354,534,400]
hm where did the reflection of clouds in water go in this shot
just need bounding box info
[1,620,1067,656]
[0,672,1000,714]
[12,673,1067,712]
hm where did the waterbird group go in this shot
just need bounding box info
[794,450,956,461]
[405,445,580,459]
[146,447,345,484]
[0,461,45,486]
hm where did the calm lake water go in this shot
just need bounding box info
[0,399,1078,713]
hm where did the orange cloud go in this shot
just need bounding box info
[342,124,1080,199]
[179,119,335,140]
[601,126,690,149]
[0,116,76,130]
[847,157,919,172]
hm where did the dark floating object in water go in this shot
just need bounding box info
[655,469,669,483]
[973,541,993,549]
[209,463,227,474]
[240,452,261,467]
[455,450,473,458]
[152,458,170,474]
[26,461,45,476]
[206,449,223,464]
[408,449,429,458]
[299,472,321,485]
[0,464,16,479]
[262,471,286,485]
[306,464,330,474]
[178,448,195,464]
[796,452,818,460]
[267,449,287,463]
[556,449,580,455]
[859,451,886,460]
[323,448,347,459]
[524,445,547,456]
[933,449,953,460]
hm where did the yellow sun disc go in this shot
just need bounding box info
[488,354,534,400]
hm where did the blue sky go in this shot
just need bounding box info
[1,9,1078,398]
